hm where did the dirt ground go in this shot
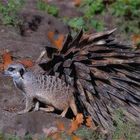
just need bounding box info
[0,0,134,137]
[0,0,74,137]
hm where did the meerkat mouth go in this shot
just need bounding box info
[3,71,11,76]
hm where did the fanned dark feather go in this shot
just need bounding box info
[39,29,140,129]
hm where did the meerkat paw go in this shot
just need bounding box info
[17,109,31,115]
[33,101,40,111]
[39,106,54,112]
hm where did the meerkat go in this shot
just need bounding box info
[4,63,77,117]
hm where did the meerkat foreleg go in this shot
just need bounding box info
[17,97,34,114]
[60,107,69,117]
[60,99,77,118]
[70,99,78,116]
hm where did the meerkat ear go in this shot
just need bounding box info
[19,68,25,78]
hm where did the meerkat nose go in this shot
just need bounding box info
[3,70,10,76]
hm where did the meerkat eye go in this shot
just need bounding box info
[7,67,15,72]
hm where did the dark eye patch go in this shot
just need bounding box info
[7,67,15,72]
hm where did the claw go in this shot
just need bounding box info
[17,109,29,115]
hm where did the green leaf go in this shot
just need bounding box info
[47,5,59,17]
[68,17,85,29]
[37,0,59,17]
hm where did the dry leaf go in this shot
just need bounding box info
[132,34,140,48]
[56,121,65,131]
[54,34,64,50]
[47,31,64,50]
[86,116,92,128]
[2,50,13,69]
[68,113,84,134]
[19,59,34,68]
[75,113,84,124]
[68,119,79,134]
[47,31,55,44]
[86,116,97,130]
[74,0,81,7]
[72,135,81,140]
[0,50,33,71]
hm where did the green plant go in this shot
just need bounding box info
[62,0,105,33]
[0,0,24,25]
[0,132,4,140]
[81,0,105,18]
[64,17,86,31]
[75,127,103,140]
[110,0,140,18]
[37,0,105,32]
[109,0,140,35]
[63,17,104,34]
[0,134,20,140]
[37,0,59,17]
[112,109,140,140]
[80,0,105,32]
[89,19,104,31]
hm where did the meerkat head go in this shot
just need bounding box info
[4,63,26,79]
